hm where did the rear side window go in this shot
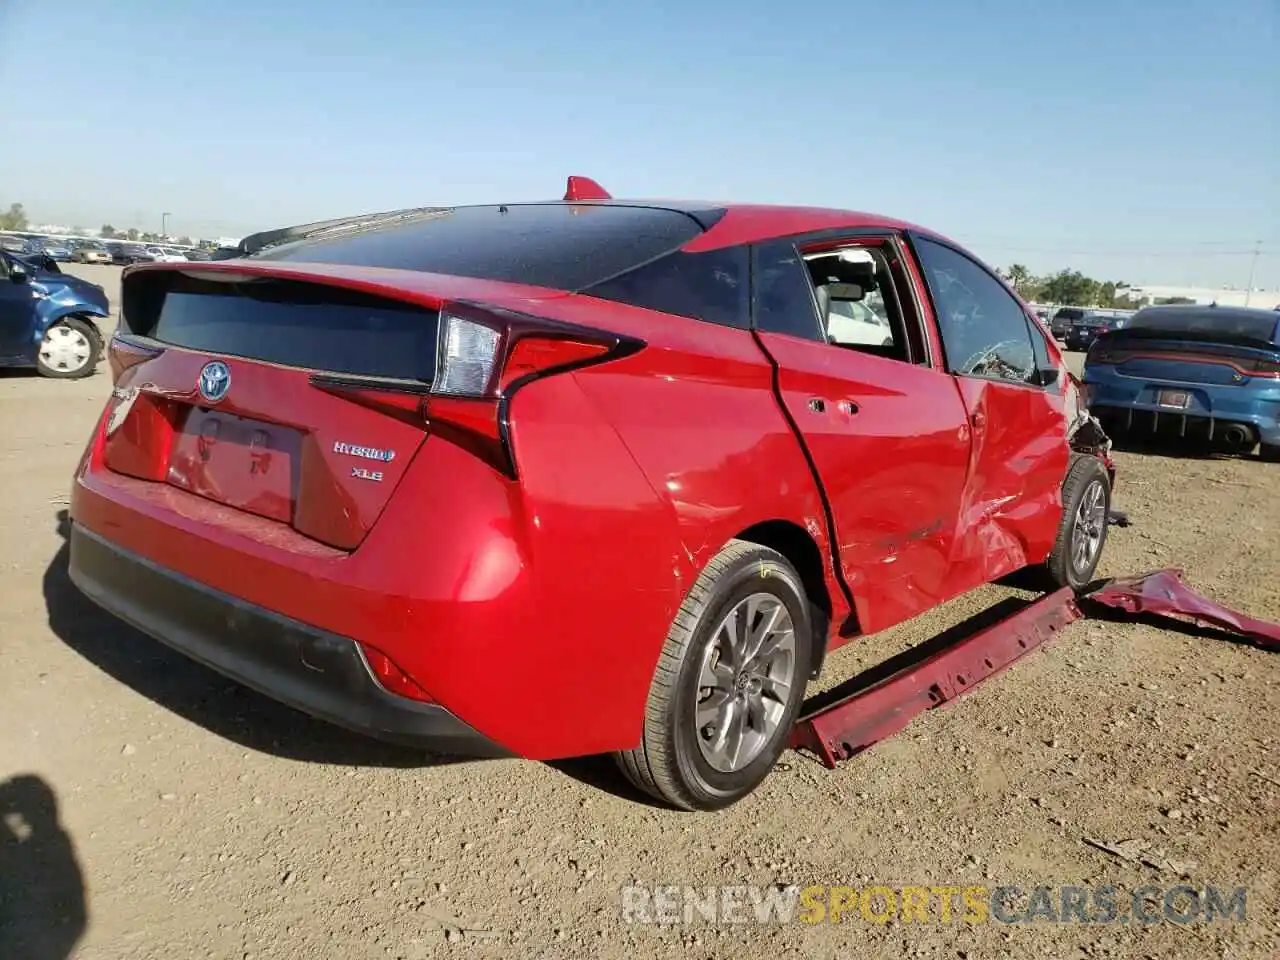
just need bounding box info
[752,239,824,340]
[583,248,749,328]
[255,203,713,292]
[123,272,439,381]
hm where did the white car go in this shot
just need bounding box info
[145,246,189,263]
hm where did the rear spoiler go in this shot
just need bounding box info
[236,206,451,257]
[1096,327,1280,353]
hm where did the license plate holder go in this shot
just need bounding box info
[1158,389,1191,409]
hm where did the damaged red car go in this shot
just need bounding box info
[68,179,1115,810]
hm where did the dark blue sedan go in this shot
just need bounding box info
[0,250,110,377]
[1083,304,1280,460]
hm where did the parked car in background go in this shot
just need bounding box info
[107,242,157,265]
[144,245,188,263]
[1064,311,1134,352]
[67,180,1116,811]
[1050,306,1088,339]
[1,234,41,256]
[1084,304,1280,460]
[38,239,74,261]
[0,249,110,377]
[182,247,212,261]
[73,241,113,265]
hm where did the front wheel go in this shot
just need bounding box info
[614,540,814,811]
[37,317,101,379]
[1045,454,1112,591]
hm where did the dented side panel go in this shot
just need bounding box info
[943,377,1071,594]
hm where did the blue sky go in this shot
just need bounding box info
[1,0,1276,288]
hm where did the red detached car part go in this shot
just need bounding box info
[1088,569,1280,649]
[790,570,1279,768]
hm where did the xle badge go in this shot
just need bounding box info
[351,467,384,482]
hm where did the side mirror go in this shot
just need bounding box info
[9,260,29,283]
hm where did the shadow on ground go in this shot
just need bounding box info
[0,774,86,960]
[1104,429,1269,462]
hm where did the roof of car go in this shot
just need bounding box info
[245,199,952,265]
[1135,304,1279,322]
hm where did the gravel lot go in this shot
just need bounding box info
[3,264,1277,959]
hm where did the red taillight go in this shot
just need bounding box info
[311,303,643,477]
[500,337,609,392]
[1246,357,1280,378]
[360,644,433,703]
[424,304,639,475]
[107,333,163,384]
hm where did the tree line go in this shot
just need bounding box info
[999,264,1193,307]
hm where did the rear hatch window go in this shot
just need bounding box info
[124,271,438,381]
[1128,307,1280,345]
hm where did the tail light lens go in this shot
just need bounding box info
[107,333,163,384]
[1245,357,1280,378]
[430,304,627,400]
[313,302,643,477]
[435,314,502,396]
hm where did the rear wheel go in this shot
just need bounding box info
[1044,453,1111,591]
[37,317,100,379]
[614,540,813,811]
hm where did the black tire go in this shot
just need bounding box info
[614,540,814,811]
[1260,443,1280,463]
[36,317,101,379]
[1044,453,1112,591]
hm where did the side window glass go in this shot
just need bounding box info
[0,255,9,279]
[913,237,1038,385]
[1026,315,1059,387]
[581,248,749,329]
[752,240,823,341]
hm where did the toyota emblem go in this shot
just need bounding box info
[198,361,231,403]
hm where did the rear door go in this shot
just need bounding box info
[907,235,1070,592]
[752,235,973,635]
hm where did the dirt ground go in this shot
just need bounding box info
[2,264,1277,959]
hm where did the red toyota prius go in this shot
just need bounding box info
[69,179,1113,810]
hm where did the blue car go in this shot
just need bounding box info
[39,238,75,261]
[1083,304,1280,460]
[0,250,110,378]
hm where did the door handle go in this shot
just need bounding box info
[838,399,859,416]
[808,398,826,414]
[970,410,987,429]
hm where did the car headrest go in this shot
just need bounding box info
[825,282,865,302]
[814,283,831,319]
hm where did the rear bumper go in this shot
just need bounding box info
[1084,369,1280,445]
[67,523,510,757]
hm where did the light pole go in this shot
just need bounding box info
[1243,240,1260,307]
[162,212,171,239]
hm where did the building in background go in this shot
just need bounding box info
[1125,285,1280,309]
